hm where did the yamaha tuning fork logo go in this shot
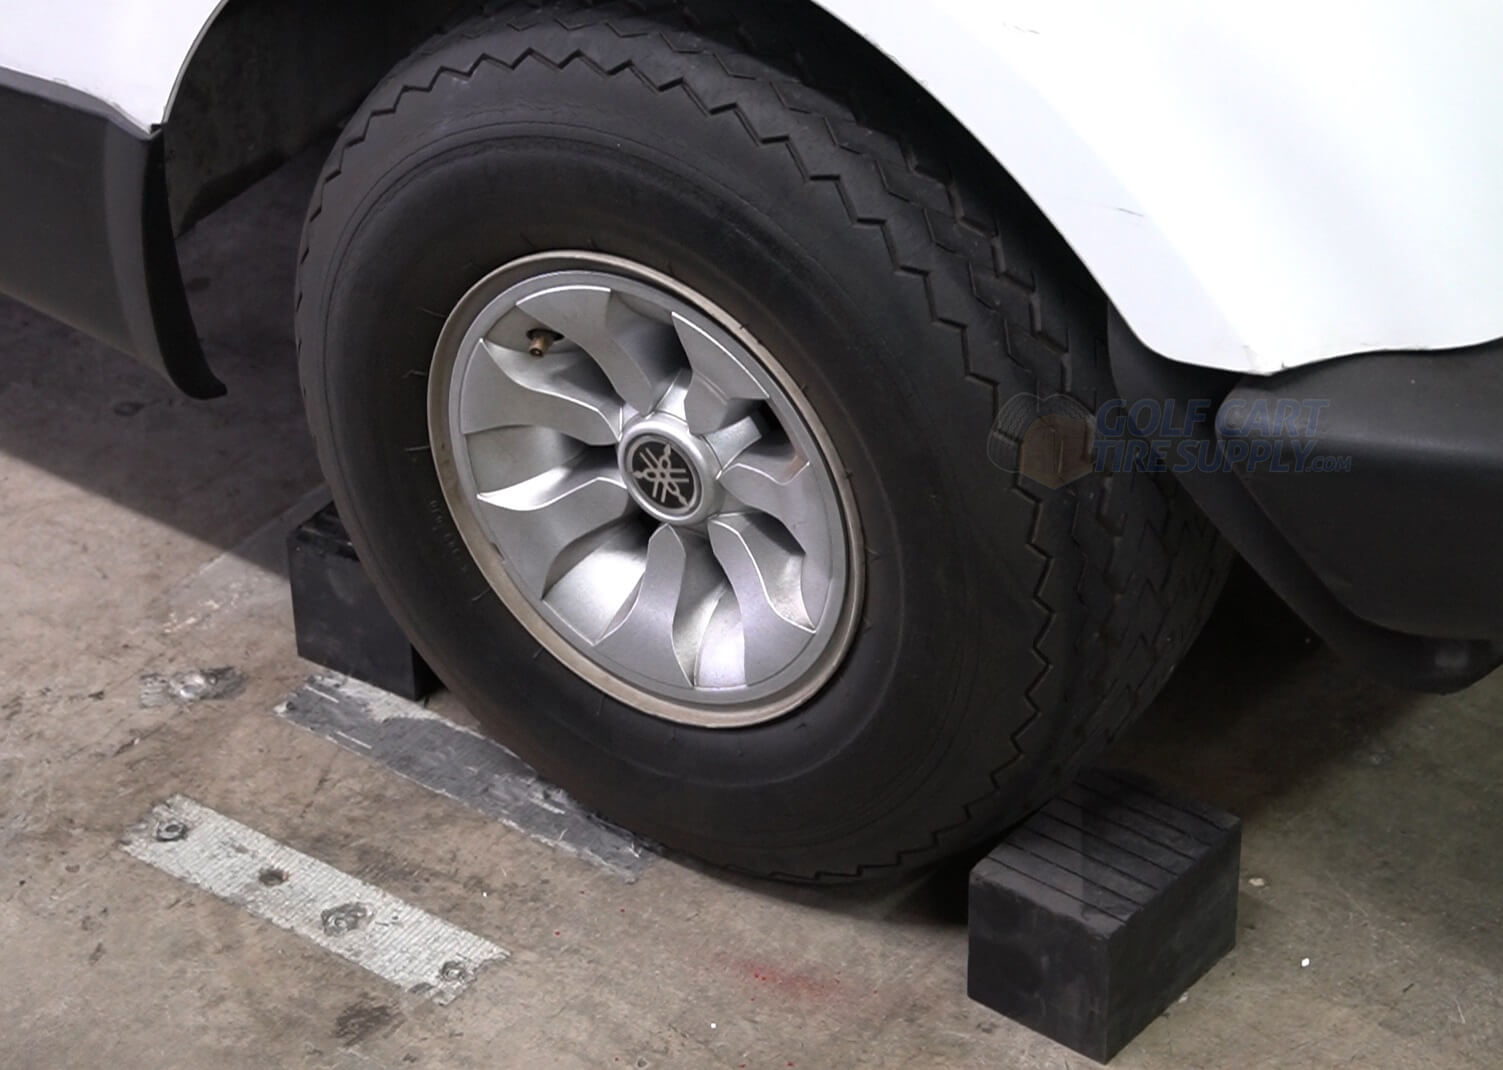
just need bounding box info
[628,437,698,513]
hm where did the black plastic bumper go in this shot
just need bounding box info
[1109,309,1503,692]
[0,69,223,398]
[1221,341,1503,642]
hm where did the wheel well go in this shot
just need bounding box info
[163,0,473,233]
[162,0,990,236]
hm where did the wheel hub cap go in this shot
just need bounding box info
[428,253,863,727]
[619,417,717,525]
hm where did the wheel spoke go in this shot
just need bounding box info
[461,339,623,445]
[708,514,815,685]
[542,524,649,644]
[692,586,747,690]
[703,411,769,470]
[477,460,634,597]
[595,526,720,685]
[520,285,678,413]
[718,442,833,613]
[673,313,768,434]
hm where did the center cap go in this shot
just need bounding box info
[627,436,699,516]
[619,418,720,525]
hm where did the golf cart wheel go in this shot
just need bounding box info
[296,1,1229,880]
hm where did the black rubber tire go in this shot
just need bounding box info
[296,0,1231,881]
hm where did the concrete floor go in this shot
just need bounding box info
[2,156,1501,1070]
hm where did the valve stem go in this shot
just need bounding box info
[527,329,562,358]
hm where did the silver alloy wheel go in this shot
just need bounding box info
[429,253,863,727]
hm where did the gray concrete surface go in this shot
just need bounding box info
[2,156,1501,1070]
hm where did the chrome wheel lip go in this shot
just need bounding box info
[428,252,864,728]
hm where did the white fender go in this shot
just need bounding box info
[6,0,1503,374]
